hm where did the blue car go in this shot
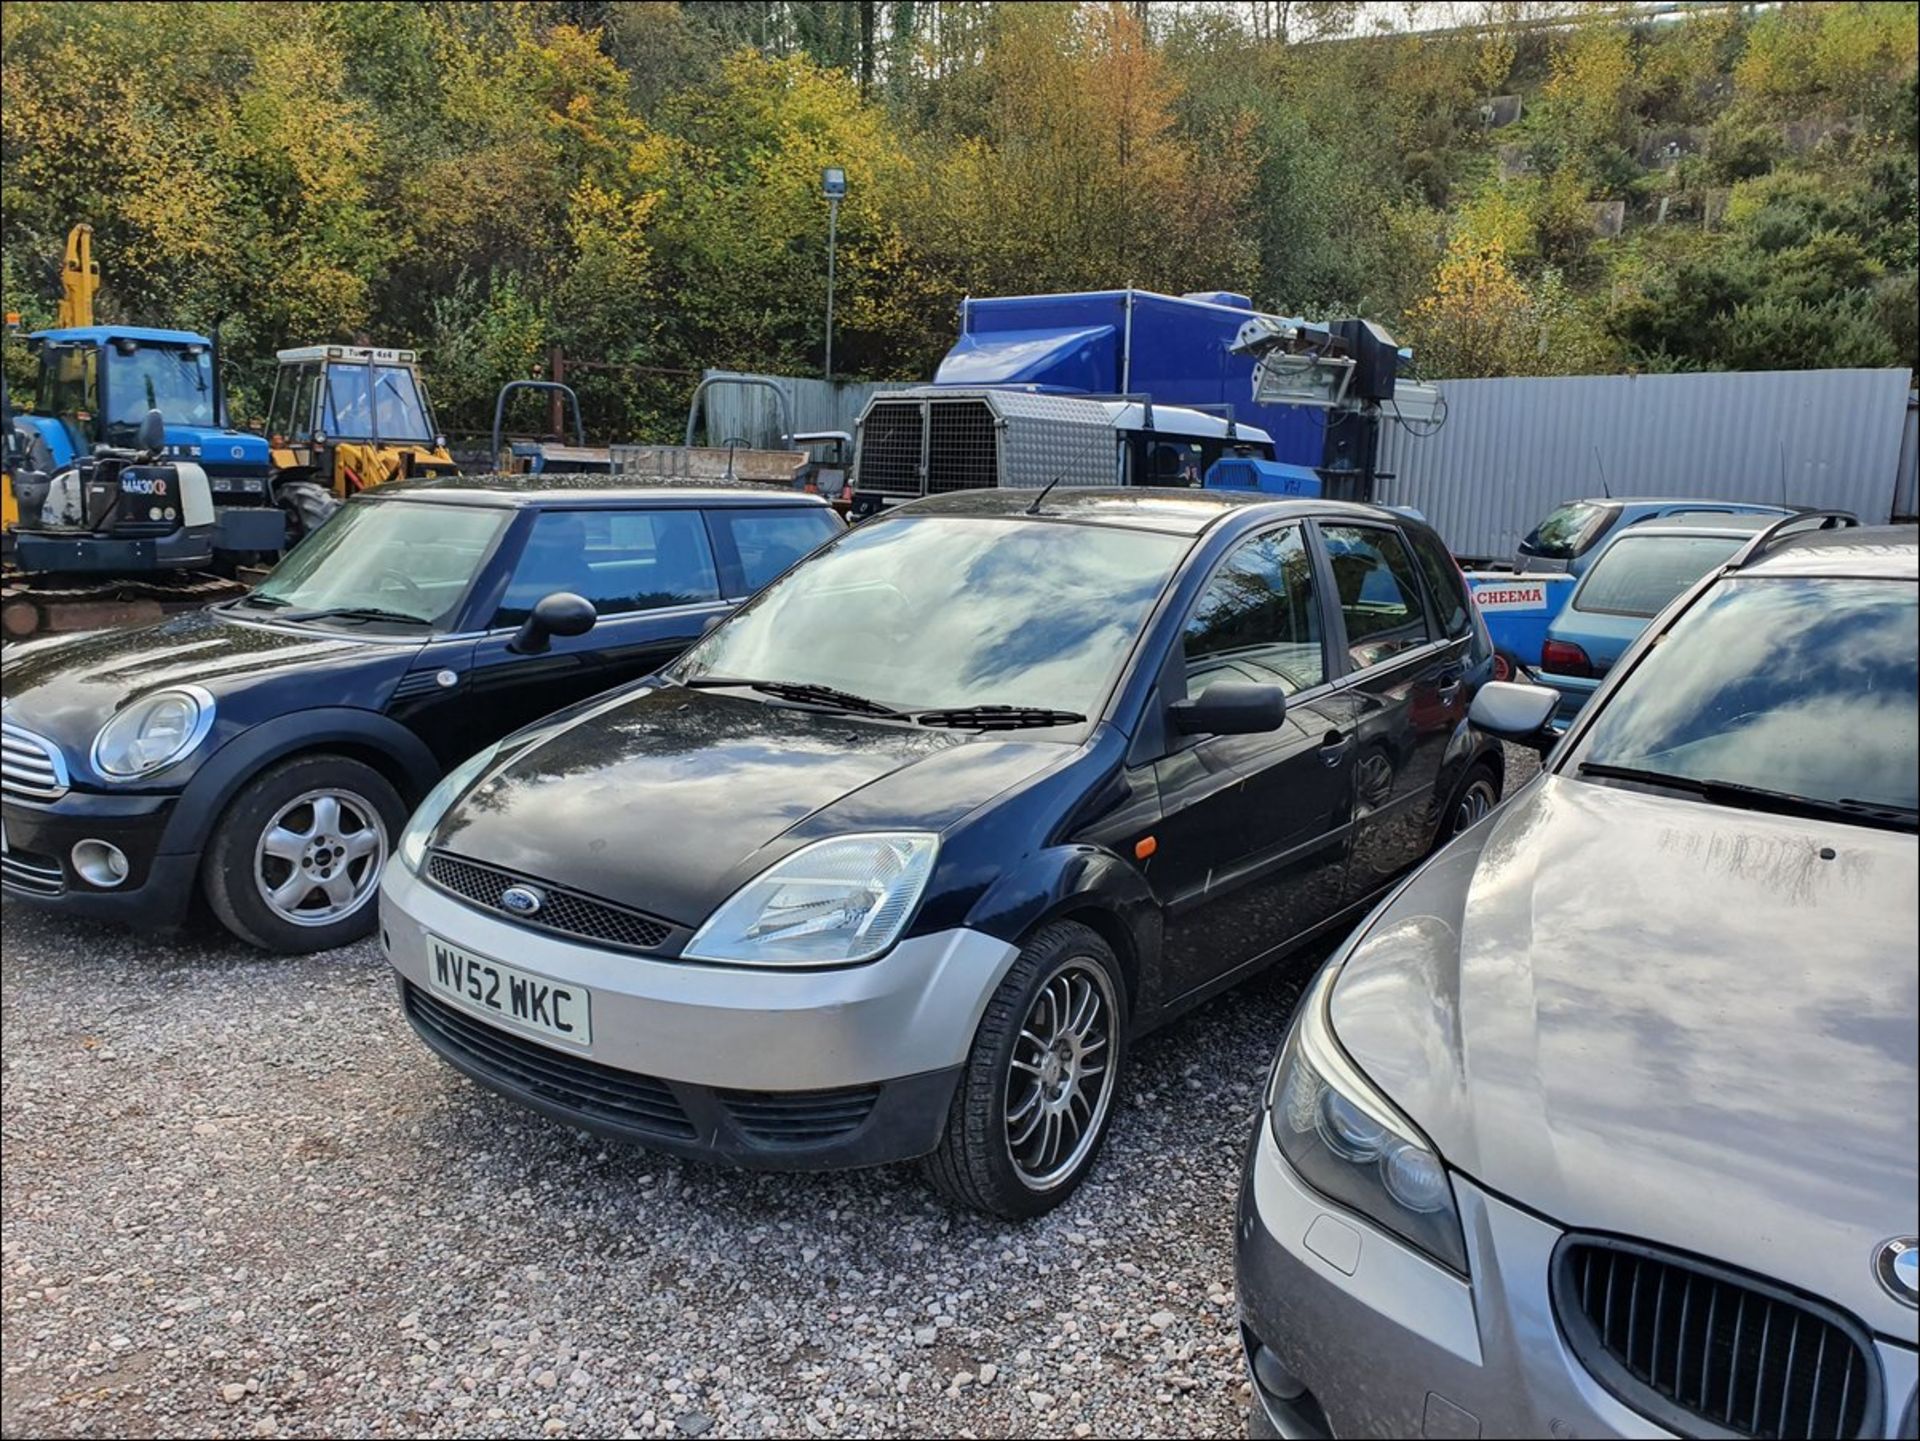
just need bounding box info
[1513,497,1790,577]
[1537,514,1782,725]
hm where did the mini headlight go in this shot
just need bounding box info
[398,743,500,874]
[1266,962,1469,1273]
[91,686,215,779]
[685,832,938,966]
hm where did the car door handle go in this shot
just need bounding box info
[1437,669,1466,700]
[1318,730,1350,766]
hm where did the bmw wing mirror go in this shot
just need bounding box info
[1169,680,1287,737]
[510,591,597,656]
[1469,680,1560,754]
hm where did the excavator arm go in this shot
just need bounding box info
[57,224,98,329]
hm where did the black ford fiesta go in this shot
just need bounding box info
[382,488,1504,1216]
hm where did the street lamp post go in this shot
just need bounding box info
[822,166,846,381]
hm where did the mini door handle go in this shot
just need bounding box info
[1318,730,1350,765]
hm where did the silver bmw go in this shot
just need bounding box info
[1236,522,1919,1438]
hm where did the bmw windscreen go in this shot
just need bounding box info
[671,514,1188,720]
[1571,575,1918,826]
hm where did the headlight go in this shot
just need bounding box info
[91,686,215,779]
[398,743,500,874]
[1266,963,1468,1273]
[685,832,938,966]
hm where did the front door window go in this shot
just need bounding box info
[1182,524,1326,697]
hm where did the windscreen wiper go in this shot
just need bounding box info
[1577,762,1918,831]
[278,605,429,627]
[678,675,902,718]
[914,704,1087,730]
[234,592,291,609]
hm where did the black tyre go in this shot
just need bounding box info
[924,920,1128,1219]
[201,753,405,953]
[1436,758,1501,847]
[276,479,339,548]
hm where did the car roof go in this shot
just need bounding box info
[31,325,211,346]
[1736,524,1918,580]
[1559,497,1788,511]
[1598,515,1779,544]
[885,486,1417,537]
[359,472,830,509]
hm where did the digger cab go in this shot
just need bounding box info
[266,346,459,499]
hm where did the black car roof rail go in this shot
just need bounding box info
[1729,509,1860,568]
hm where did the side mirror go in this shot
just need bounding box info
[1469,681,1560,753]
[1170,680,1287,737]
[509,591,597,656]
[136,408,167,455]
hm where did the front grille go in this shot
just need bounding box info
[925,399,998,494]
[717,1084,881,1144]
[1,844,65,896]
[856,400,926,496]
[1,722,70,802]
[425,851,672,953]
[1553,1237,1879,1440]
[403,982,696,1139]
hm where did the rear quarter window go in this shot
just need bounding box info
[1574,533,1750,617]
[707,506,843,595]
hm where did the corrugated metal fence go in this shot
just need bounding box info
[1377,368,1916,560]
[694,370,911,448]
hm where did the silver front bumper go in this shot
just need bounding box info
[1235,1120,1920,1438]
[379,859,1021,1092]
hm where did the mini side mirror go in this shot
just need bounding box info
[1170,680,1287,736]
[1469,680,1560,753]
[510,591,597,655]
[136,407,167,455]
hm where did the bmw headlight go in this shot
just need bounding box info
[91,686,215,779]
[1267,962,1468,1273]
[685,832,938,966]
[398,743,500,874]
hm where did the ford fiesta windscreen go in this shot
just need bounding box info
[669,513,1189,722]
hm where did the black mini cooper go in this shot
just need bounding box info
[0,475,841,951]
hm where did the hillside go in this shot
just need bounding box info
[1,0,1913,441]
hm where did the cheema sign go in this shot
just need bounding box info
[1472,583,1550,612]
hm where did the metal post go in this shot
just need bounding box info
[825,196,840,382]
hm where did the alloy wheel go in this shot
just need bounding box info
[1004,958,1119,1191]
[1453,776,1498,834]
[253,787,388,927]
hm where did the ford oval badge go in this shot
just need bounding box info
[1878,1237,1919,1308]
[500,885,544,917]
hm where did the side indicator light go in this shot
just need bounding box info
[1134,836,1158,860]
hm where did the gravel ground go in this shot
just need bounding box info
[1,747,1539,1441]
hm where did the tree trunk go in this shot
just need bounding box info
[860,0,876,97]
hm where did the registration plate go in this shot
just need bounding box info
[426,936,592,1048]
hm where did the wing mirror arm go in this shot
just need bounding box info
[509,591,597,656]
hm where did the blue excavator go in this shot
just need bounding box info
[2,226,285,637]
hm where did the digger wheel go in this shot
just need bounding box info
[277,480,339,549]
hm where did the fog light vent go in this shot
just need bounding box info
[71,839,129,888]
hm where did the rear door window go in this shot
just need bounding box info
[1321,524,1435,669]
[492,509,720,629]
[706,506,842,596]
[1573,533,1750,617]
